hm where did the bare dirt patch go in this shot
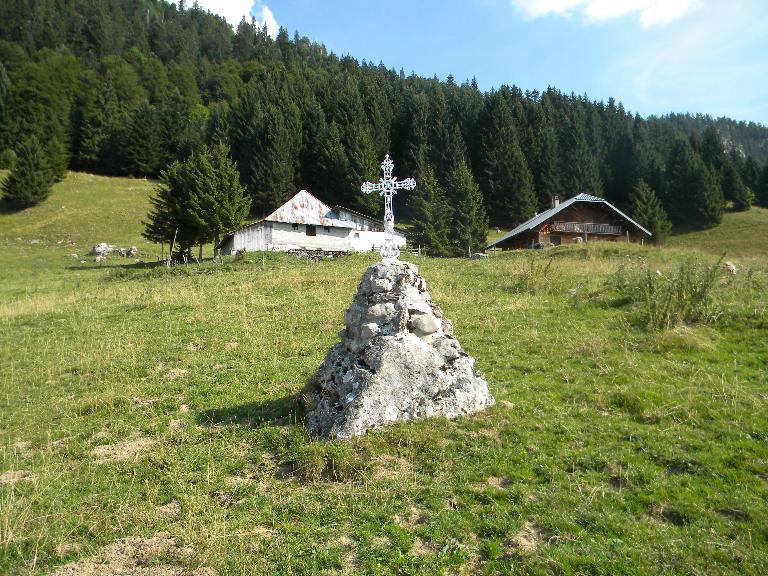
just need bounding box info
[487,476,512,488]
[91,438,156,463]
[50,532,215,576]
[503,521,545,557]
[13,440,33,455]
[394,505,427,529]
[157,501,181,520]
[133,397,160,407]
[0,470,36,485]
[166,369,189,381]
[372,535,391,548]
[224,341,238,351]
[410,537,436,556]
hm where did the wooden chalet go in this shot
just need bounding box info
[486,193,652,250]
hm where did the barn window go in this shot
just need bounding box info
[324,226,330,232]
[292,223,298,231]
[306,225,316,236]
[354,232,360,238]
[550,235,562,246]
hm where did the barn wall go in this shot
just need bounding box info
[267,222,349,251]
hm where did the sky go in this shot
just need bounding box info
[194,0,768,125]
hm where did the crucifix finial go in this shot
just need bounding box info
[361,154,416,260]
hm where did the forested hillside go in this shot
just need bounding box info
[1,0,768,249]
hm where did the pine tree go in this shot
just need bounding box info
[446,160,487,256]
[1,135,53,209]
[407,161,451,257]
[722,161,752,211]
[630,179,671,245]
[184,142,251,256]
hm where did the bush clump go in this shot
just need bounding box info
[610,257,724,329]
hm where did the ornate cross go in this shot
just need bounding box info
[361,154,416,260]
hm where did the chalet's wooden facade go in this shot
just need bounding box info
[487,194,651,250]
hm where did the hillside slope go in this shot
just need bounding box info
[1,173,767,575]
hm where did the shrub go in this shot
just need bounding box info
[1,136,54,209]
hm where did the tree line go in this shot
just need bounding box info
[1,0,768,255]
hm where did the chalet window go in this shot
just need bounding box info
[550,235,562,246]
[292,223,298,231]
[324,226,330,232]
[354,232,360,238]
[306,225,316,236]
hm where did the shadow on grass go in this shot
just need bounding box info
[196,392,304,429]
[65,260,166,271]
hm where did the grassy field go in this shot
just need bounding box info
[1,173,767,575]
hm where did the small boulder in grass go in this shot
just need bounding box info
[724,261,738,275]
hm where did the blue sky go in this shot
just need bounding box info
[196,0,768,125]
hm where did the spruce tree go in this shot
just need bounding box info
[121,102,162,177]
[446,160,488,256]
[756,164,768,208]
[1,135,53,209]
[741,155,760,192]
[143,160,199,257]
[407,161,451,257]
[630,179,671,245]
[526,102,561,211]
[45,136,68,182]
[184,142,251,257]
[665,136,724,228]
[701,126,726,173]
[478,94,536,226]
[722,161,752,211]
[560,106,602,197]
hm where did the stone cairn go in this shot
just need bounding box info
[306,260,495,440]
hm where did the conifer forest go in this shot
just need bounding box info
[2,0,768,253]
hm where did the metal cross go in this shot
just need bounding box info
[361,154,416,260]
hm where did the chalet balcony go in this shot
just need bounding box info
[549,221,624,235]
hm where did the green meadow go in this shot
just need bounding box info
[1,173,767,575]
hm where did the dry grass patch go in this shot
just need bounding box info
[90,438,156,463]
[372,454,413,480]
[0,470,36,485]
[49,532,214,576]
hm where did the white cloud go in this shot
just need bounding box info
[512,0,698,26]
[253,2,279,39]
[194,0,279,38]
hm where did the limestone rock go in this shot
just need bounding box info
[306,260,494,440]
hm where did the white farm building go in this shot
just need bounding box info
[217,190,406,256]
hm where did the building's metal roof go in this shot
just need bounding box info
[266,190,356,228]
[486,193,652,249]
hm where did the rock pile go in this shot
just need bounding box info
[306,260,494,440]
[90,243,138,259]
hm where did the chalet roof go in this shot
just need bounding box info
[266,190,355,228]
[486,193,652,249]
